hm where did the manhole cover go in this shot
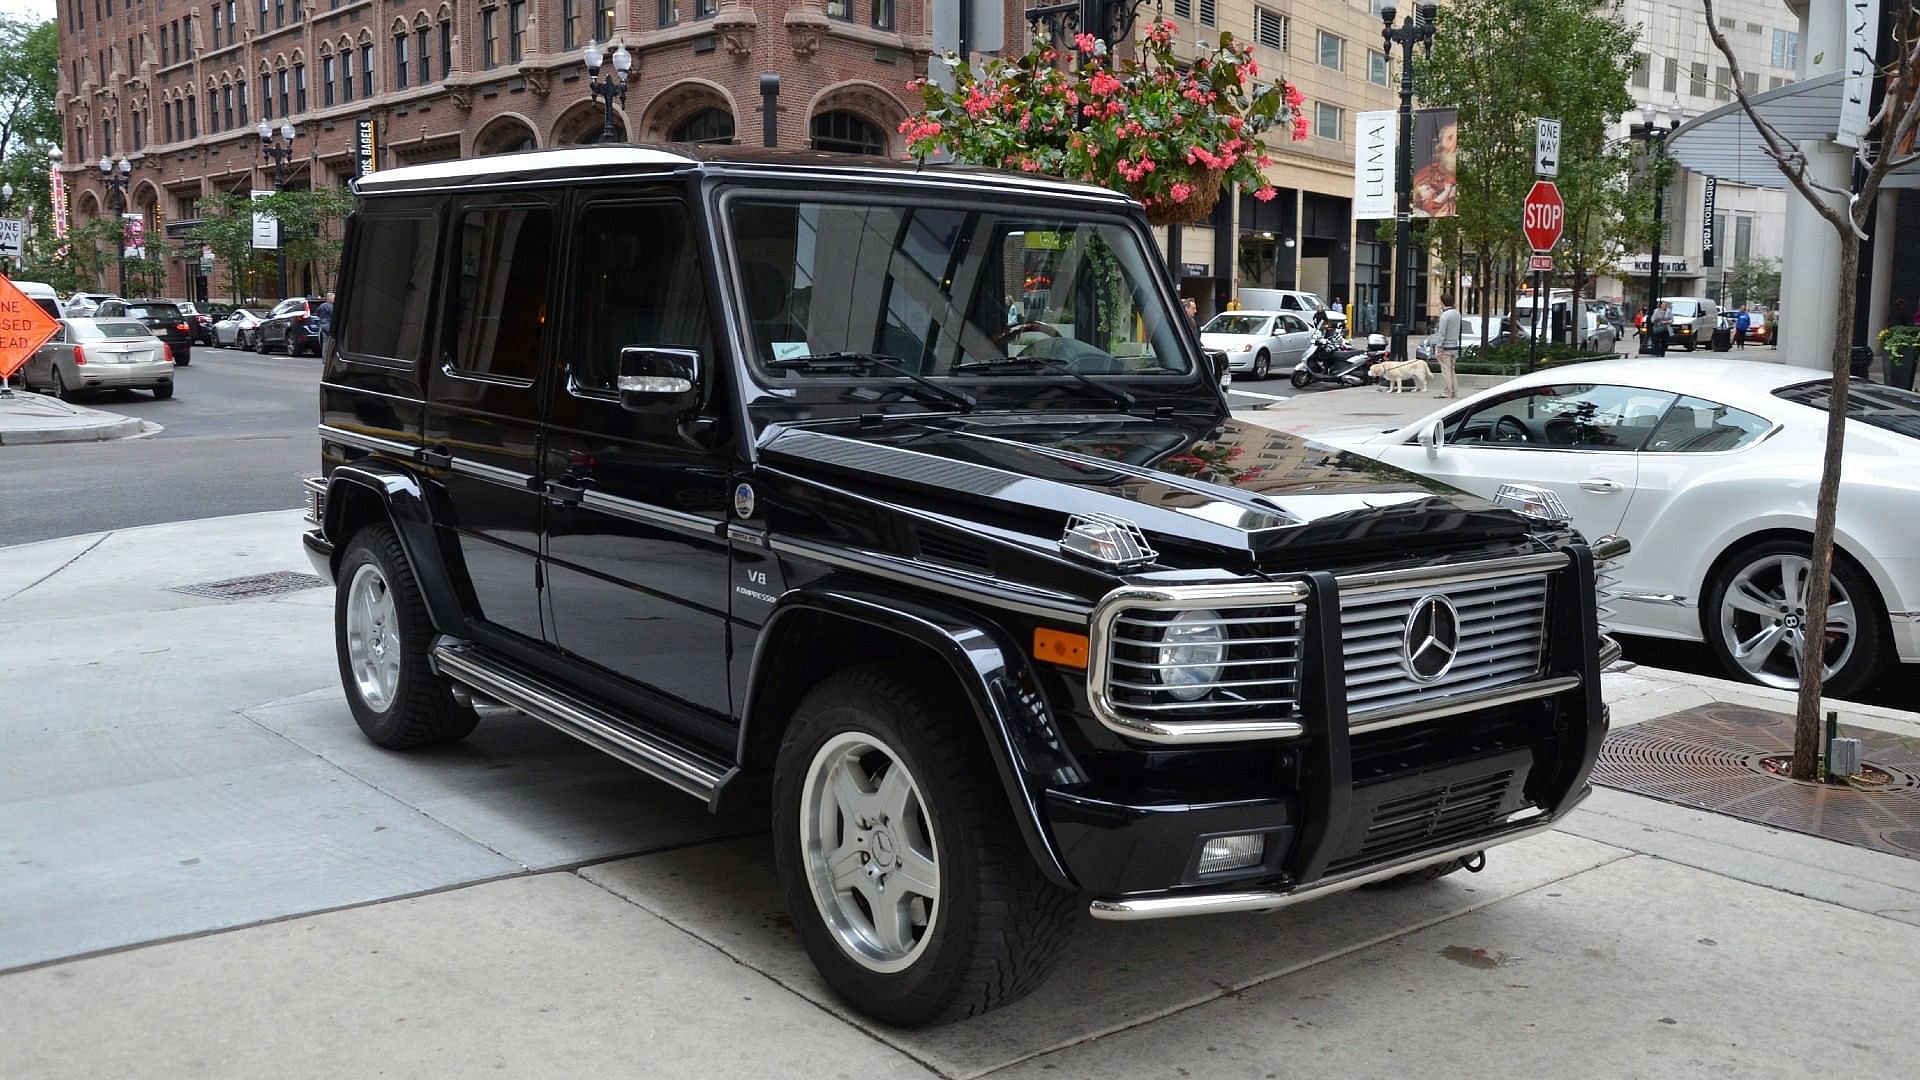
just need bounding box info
[170,571,328,600]
[1594,703,1920,861]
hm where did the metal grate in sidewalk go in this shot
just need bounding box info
[1593,702,1920,860]
[169,571,328,600]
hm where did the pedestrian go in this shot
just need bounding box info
[1634,305,1648,342]
[1427,293,1462,398]
[315,291,336,357]
[1182,297,1199,331]
[1734,304,1751,349]
[1770,305,1780,349]
[1649,301,1673,356]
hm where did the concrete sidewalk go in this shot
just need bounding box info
[3,511,1917,1079]
[0,389,148,444]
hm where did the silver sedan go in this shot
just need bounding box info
[19,318,176,400]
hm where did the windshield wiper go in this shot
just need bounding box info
[952,355,1138,409]
[767,352,976,413]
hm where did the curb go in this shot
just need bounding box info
[0,414,145,445]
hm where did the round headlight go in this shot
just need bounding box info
[1158,609,1226,701]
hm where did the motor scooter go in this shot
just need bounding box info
[1291,331,1383,389]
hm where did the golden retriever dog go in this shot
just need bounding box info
[1369,358,1430,393]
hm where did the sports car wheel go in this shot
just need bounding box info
[1705,540,1886,697]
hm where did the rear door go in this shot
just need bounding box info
[1274,313,1313,365]
[421,195,561,647]
[539,192,734,719]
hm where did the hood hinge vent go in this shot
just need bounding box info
[915,529,996,575]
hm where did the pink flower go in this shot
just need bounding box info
[1089,71,1123,97]
[1254,186,1277,202]
[1074,32,1098,53]
[1170,183,1193,203]
[1291,114,1311,141]
[1227,116,1244,131]
[1247,60,1260,78]
[1257,153,1273,168]
[1284,84,1305,109]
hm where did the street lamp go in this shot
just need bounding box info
[582,41,632,143]
[1381,4,1438,364]
[1629,115,1678,354]
[259,121,298,299]
[99,155,132,297]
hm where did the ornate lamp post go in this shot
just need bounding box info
[1380,4,1437,364]
[259,121,298,299]
[583,41,633,143]
[1629,116,1678,353]
[98,155,133,297]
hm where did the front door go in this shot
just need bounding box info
[423,196,561,646]
[540,194,734,719]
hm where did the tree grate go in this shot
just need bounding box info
[169,571,329,600]
[1594,703,1920,860]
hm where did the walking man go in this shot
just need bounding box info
[1649,301,1673,356]
[1735,305,1751,349]
[1428,293,1462,398]
[315,291,336,357]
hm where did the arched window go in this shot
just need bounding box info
[671,108,734,145]
[810,110,886,156]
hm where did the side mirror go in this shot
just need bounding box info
[1204,348,1231,386]
[617,347,700,413]
[1419,417,1444,459]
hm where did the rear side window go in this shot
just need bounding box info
[1643,394,1773,452]
[341,211,438,364]
[447,205,553,382]
[1775,381,1920,441]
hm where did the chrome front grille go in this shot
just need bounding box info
[302,477,326,525]
[1340,572,1550,716]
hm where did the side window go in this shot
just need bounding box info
[1446,383,1678,450]
[447,205,553,382]
[568,201,712,395]
[1644,395,1773,453]
[1279,314,1307,334]
[341,211,438,365]
[1281,295,1299,310]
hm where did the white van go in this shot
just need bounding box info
[1658,296,1719,351]
[12,280,62,319]
[1236,288,1328,317]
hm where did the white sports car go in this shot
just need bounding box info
[1313,358,1920,695]
[1199,310,1315,379]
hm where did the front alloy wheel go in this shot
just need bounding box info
[1708,543,1884,696]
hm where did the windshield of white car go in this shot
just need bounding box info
[1203,314,1272,336]
[731,200,1191,381]
[70,319,157,340]
[1775,381,1920,440]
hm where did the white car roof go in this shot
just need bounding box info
[1210,310,1284,319]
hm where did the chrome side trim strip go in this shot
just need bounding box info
[1338,550,1571,596]
[1615,592,1688,607]
[317,424,417,459]
[726,524,771,549]
[768,536,1092,622]
[579,490,724,539]
[449,457,533,489]
[1346,674,1584,735]
[431,642,724,801]
[1889,610,1920,624]
[1088,816,1563,921]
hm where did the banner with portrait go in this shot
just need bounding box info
[1411,108,1459,218]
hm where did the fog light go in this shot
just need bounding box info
[1197,833,1265,874]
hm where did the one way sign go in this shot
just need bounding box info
[1534,117,1561,178]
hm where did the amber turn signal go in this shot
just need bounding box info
[1033,627,1089,669]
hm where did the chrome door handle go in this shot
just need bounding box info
[1580,478,1624,493]
[545,481,585,506]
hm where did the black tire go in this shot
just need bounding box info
[175,351,190,366]
[772,665,1078,1027]
[152,382,174,400]
[333,524,478,749]
[48,367,69,400]
[1254,350,1271,379]
[1290,365,1312,389]
[1364,856,1474,889]
[1704,538,1886,698]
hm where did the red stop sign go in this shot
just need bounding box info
[1523,181,1564,253]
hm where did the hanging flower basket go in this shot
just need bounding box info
[901,21,1306,224]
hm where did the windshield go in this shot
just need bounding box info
[72,320,156,340]
[730,199,1192,379]
[1203,314,1272,336]
[1775,381,1920,440]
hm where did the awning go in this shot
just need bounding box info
[1667,70,1920,190]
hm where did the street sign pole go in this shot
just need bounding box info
[1526,269,1544,374]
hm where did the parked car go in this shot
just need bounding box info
[213,307,272,349]
[16,317,175,399]
[97,298,194,365]
[258,296,326,355]
[1312,357,1920,696]
[299,145,1618,1026]
[1235,288,1330,319]
[1658,296,1719,351]
[168,299,217,345]
[13,280,64,319]
[63,292,123,318]
[1198,309,1314,378]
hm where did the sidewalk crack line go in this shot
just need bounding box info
[2,531,112,602]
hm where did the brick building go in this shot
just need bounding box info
[56,0,951,299]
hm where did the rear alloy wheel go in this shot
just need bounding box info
[334,524,478,749]
[773,666,1076,1026]
[1254,350,1271,379]
[48,367,69,400]
[1706,541,1886,697]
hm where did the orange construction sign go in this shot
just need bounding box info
[0,275,59,381]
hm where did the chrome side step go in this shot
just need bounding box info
[431,639,731,803]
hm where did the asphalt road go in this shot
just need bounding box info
[0,345,320,547]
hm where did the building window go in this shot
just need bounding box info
[164,104,173,141]
[395,33,409,89]
[562,0,580,48]
[1314,101,1342,140]
[872,0,892,29]
[295,62,307,110]
[597,0,613,41]
[279,69,290,115]
[658,0,676,27]
[441,18,453,76]
[1689,61,1708,97]
[1317,31,1343,70]
[205,92,216,134]
[482,8,498,67]
[826,0,848,19]
[1368,49,1388,86]
[238,83,248,125]
[1198,0,1215,26]
[275,0,284,27]
[261,74,273,118]
[1254,8,1287,51]
[342,47,356,102]
[1662,57,1678,93]
[510,0,527,62]
[1771,29,1799,68]
[1173,0,1189,18]
[1631,53,1649,89]
[671,107,734,144]
[223,85,234,130]
[361,43,374,96]
[322,55,335,106]
[810,110,886,155]
[695,0,716,16]
[418,27,431,82]
[226,1,236,45]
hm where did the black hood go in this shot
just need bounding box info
[759,412,1532,570]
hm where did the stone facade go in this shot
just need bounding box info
[56,0,942,298]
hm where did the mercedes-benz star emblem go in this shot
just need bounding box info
[1402,594,1461,683]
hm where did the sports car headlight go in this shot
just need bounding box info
[1158,609,1227,701]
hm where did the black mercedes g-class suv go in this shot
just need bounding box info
[302,145,1623,1026]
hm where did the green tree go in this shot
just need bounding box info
[1719,255,1780,308]
[0,19,58,264]
[188,193,277,304]
[254,186,353,291]
[1422,0,1643,339]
